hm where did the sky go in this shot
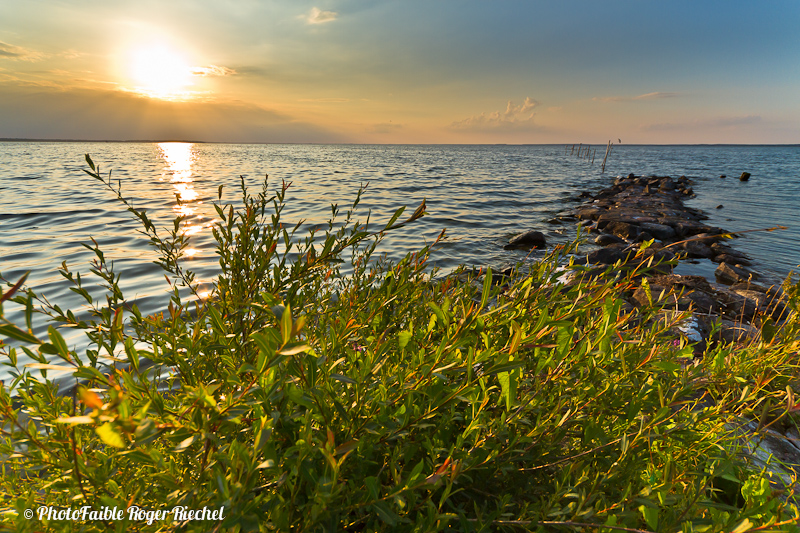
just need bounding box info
[1,0,798,144]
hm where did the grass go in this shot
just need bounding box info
[1,155,800,532]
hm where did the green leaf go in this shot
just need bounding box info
[731,519,752,533]
[47,326,69,358]
[280,303,293,345]
[480,267,493,309]
[174,434,201,452]
[287,384,314,410]
[398,330,412,348]
[0,324,41,345]
[96,423,126,448]
[371,501,398,526]
[638,505,658,530]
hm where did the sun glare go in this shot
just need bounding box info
[129,45,192,99]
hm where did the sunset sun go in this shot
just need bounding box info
[128,45,192,99]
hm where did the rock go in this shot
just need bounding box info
[740,172,751,181]
[681,241,715,259]
[715,262,758,285]
[720,175,726,179]
[710,243,751,261]
[716,205,724,209]
[650,274,714,293]
[504,230,547,250]
[606,221,641,240]
[717,319,759,344]
[586,247,630,265]
[639,222,676,240]
[682,291,719,314]
[631,284,672,307]
[595,233,626,246]
[576,208,602,221]
[718,289,762,321]
[713,254,752,267]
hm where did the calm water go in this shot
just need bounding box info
[2,143,799,381]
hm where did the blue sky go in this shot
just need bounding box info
[1,0,798,143]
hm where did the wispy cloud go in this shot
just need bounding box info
[594,92,679,103]
[190,65,237,77]
[305,7,338,25]
[369,122,403,134]
[297,97,350,103]
[643,115,762,131]
[0,41,45,61]
[451,97,540,131]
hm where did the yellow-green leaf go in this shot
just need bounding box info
[96,423,125,448]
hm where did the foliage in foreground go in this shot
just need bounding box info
[2,156,800,532]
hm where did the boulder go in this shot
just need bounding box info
[595,233,626,246]
[713,254,752,267]
[606,221,641,240]
[710,243,751,261]
[740,172,751,182]
[586,247,631,265]
[504,230,547,250]
[716,319,759,344]
[682,241,715,259]
[639,222,676,240]
[715,262,758,285]
[631,284,672,307]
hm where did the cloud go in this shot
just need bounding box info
[594,92,679,103]
[0,83,347,143]
[0,41,45,61]
[297,97,350,103]
[190,65,237,77]
[306,7,338,24]
[451,97,540,131]
[642,115,762,131]
[368,122,403,134]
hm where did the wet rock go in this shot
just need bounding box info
[740,172,751,182]
[586,247,630,265]
[714,254,752,267]
[639,222,676,240]
[595,233,626,246]
[576,208,602,221]
[715,262,758,285]
[711,243,751,261]
[606,221,641,240]
[716,205,724,209]
[681,241,715,259]
[505,230,547,250]
[720,175,726,179]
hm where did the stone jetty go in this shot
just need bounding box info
[561,172,789,349]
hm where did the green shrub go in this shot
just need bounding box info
[1,155,800,532]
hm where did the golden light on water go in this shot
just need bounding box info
[158,142,203,236]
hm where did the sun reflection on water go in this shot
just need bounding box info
[157,142,207,256]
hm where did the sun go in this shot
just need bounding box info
[128,45,193,99]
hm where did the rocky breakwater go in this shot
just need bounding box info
[567,173,788,346]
